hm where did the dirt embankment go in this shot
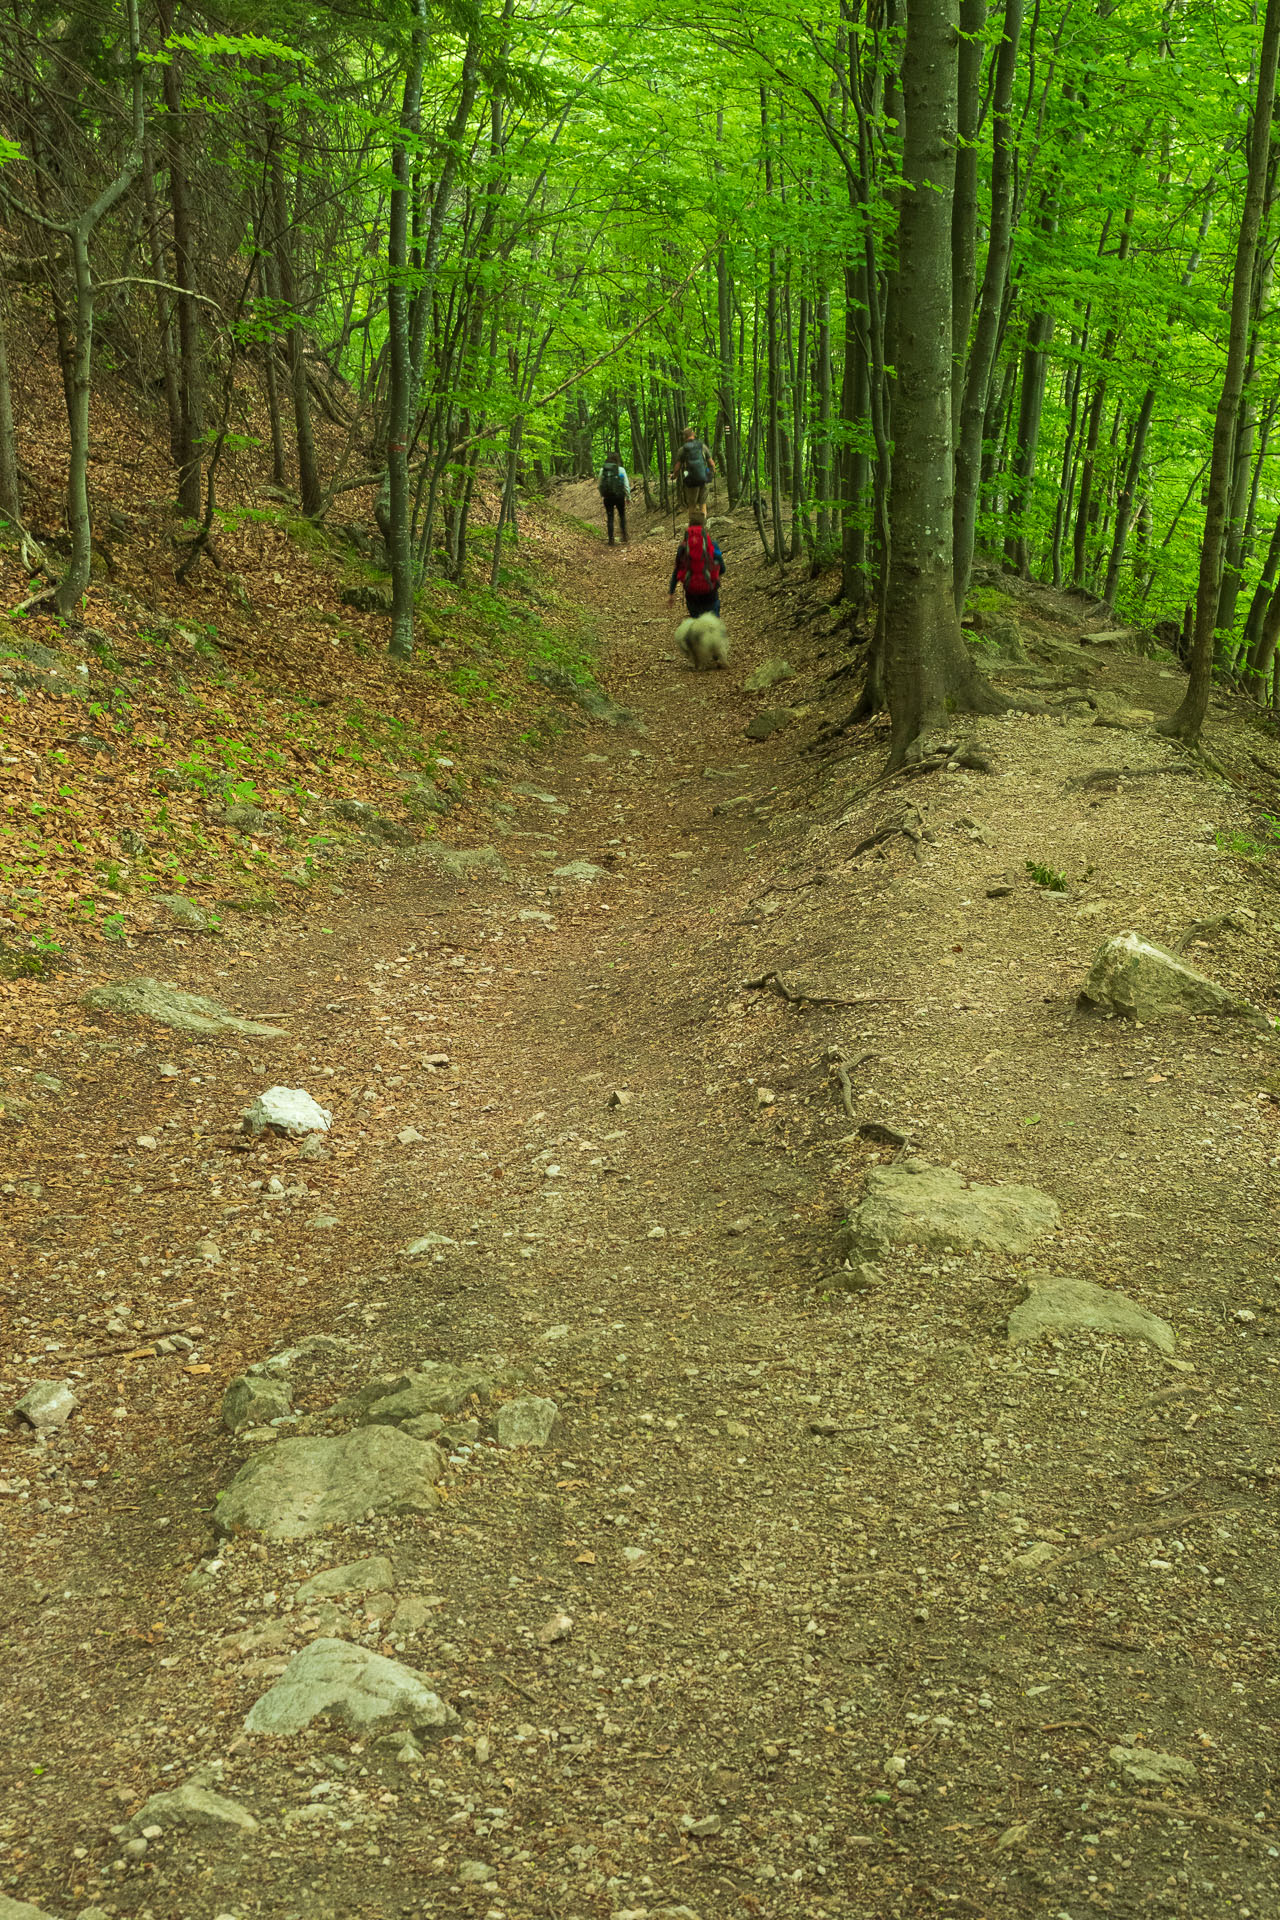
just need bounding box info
[1,485,1279,1920]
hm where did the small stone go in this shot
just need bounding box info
[12,1381,78,1430]
[152,892,208,930]
[429,845,510,883]
[607,1088,632,1108]
[0,1901,61,1920]
[195,1236,222,1264]
[245,1637,458,1737]
[242,1087,332,1137]
[683,1812,722,1835]
[84,976,284,1039]
[1109,1746,1197,1787]
[647,1225,667,1240]
[745,708,795,741]
[136,1135,158,1150]
[214,1426,444,1540]
[537,1610,574,1647]
[123,1782,258,1837]
[743,659,794,693]
[397,1126,426,1145]
[725,1217,752,1237]
[496,1396,559,1448]
[553,860,610,883]
[458,1861,495,1884]
[474,1734,491,1764]
[361,1364,492,1423]
[399,1412,445,1441]
[1080,930,1269,1027]
[1008,1273,1175,1356]
[390,1596,436,1637]
[845,1159,1059,1256]
[724,1419,751,1440]
[295,1556,397,1603]
[808,1417,839,1438]
[221,1374,292,1432]
[298,1135,330,1162]
[402,1233,457,1257]
[1008,1540,1057,1572]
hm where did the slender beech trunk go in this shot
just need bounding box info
[951,0,987,442]
[158,14,203,518]
[761,89,786,565]
[885,0,1002,766]
[53,0,145,613]
[1163,0,1280,745]
[387,0,428,660]
[1102,385,1155,607]
[815,285,833,558]
[141,139,181,468]
[269,107,321,517]
[1004,303,1054,575]
[0,295,21,524]
[1243,503,1280,668]
[953,0,1023,608]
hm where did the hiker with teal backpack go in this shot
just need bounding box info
[671,427,715,509]
[667,507,725,619]
[598,449,631,545]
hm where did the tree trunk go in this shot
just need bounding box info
[1162,0,1280,745]
[951,0,987,442]
[387,0,428,661]
[885,0,1002,767]
[952,0,1023,608]
[1003,304,1054,576]
[159,21,203,518]
[270,110,321,518]
[1102,384,1155,607]
[815,284,833,558]
[0,293,21,524]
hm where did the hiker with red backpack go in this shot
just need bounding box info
[667,507,725,619]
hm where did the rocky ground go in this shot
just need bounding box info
[2,484,1279,1920]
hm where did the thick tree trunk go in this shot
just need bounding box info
[884,0,1002,767]
[1162,0,1280,745]
[953,0,1022,608]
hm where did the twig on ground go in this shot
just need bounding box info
[1040,1512,1199,1574]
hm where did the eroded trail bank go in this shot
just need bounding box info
[2,491,1279,1920]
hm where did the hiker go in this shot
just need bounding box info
[598,449,631,545]
[670,426,714,509]
[667,506,725,619]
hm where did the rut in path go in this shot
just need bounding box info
[1,487,1278,1920]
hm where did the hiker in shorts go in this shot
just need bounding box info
[671,427,715,509]
[667,507,726,617]
[598,449,631,545]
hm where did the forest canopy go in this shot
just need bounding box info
[2,0,1279,756]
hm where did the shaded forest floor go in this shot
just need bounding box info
[2,477,1280,1920]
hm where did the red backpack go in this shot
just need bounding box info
[683,525,721,594]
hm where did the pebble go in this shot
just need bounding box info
[755,1087,776,1107]
[398,1127,426,1145]
[537,1610,574,1647]
[459,1860,495,1883]
[646,1225,667,1240]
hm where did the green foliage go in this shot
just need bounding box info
[1026,859,1068,892]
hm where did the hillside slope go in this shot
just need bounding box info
[0,483,1278,1920]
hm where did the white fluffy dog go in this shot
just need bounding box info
[676,612,729,672]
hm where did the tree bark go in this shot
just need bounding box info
[1162,0,1280,745]
[387,0,428,660]
[0,293,21,524]
[885,0,1002,767]
[951,0,987,443]
[953,0,1023,608]
[158,15,203,519]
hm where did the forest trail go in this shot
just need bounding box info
[2,488,1279,1920]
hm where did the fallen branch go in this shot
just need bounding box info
[1095,1793,1266,1841]
[1039,1512,1199,1575]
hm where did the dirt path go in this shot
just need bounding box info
[2,488,1279,1920]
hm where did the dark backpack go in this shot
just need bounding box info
[600,460,626,502]
[683,525,721,595]
[679,441,711,486]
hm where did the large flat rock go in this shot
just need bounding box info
[847,1159,1060,1256]
[244,1637,457,1737]
[1080,931,1268,1026]
[1008,1274,1175,1355]
[84,977,284,1039]
[214,1425,444,1540]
